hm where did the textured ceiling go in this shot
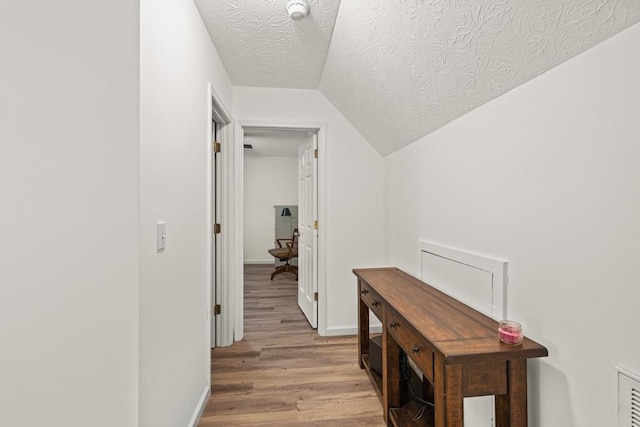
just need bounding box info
[194,0,341,88]
[243,129,310,158]
[195,0,640,156]
[320,0,640,156]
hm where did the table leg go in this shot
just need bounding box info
[495,359,528,427]
[434,356,444,427]
[383,325,400,425]
[434,357,463,427]
[357,280,369,369]
[445,364,464,426]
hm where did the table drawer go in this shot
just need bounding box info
[387,307,434,382]
[360,281,384,320]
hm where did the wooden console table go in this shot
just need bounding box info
[354,267,548,427]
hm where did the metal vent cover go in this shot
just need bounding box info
[619,368,640,427]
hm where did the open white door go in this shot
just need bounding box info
[297,134,318,328]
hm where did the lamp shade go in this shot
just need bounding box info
[281,207,292,217]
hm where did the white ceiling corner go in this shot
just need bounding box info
[195,0,640,157]
[194,0,341,89]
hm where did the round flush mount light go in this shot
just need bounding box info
[287,0,309,20]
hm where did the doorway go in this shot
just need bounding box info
[231,121,327,342]
[242,128,317,328]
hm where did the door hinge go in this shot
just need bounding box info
[314,220,318,230]
[314,149,318,159]
[213,141,221,153]
[213,223,221,234]
[314,292,318,302]
[214,304,221,315]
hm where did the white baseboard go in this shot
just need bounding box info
[244,259,273,265]
[188,385,210,427]
[325,324,383,336]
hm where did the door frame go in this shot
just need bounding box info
[207,83,234,349]
[232,120,327,340]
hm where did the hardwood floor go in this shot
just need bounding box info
[197,264,386,426]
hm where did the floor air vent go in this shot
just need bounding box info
[619,368,640,427]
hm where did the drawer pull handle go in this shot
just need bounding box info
[412,346,420,354]
[372,301,380,307]
[390,321,398,329]
[361,289,369,295]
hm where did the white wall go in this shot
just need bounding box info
[139,0,232,426]
[0,2,139,427]
[384,22,640,427]
[244,156,298,263]
[234,87,384,334]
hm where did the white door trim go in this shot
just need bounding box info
[232,120,328,341]
[207,83,234,350]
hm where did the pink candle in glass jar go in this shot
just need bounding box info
[498,320,523,345]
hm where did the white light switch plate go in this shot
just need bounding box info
[157,222,167,251]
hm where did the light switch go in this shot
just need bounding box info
[157,222,167,251]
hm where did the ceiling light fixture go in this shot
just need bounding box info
[286,0,309,20]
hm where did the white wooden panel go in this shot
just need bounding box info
[418,240,508,320]
[418,240,508,427]
[421,253,494,318]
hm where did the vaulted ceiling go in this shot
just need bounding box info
[194,0,640,157]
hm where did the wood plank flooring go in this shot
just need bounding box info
[197,264,386,426]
